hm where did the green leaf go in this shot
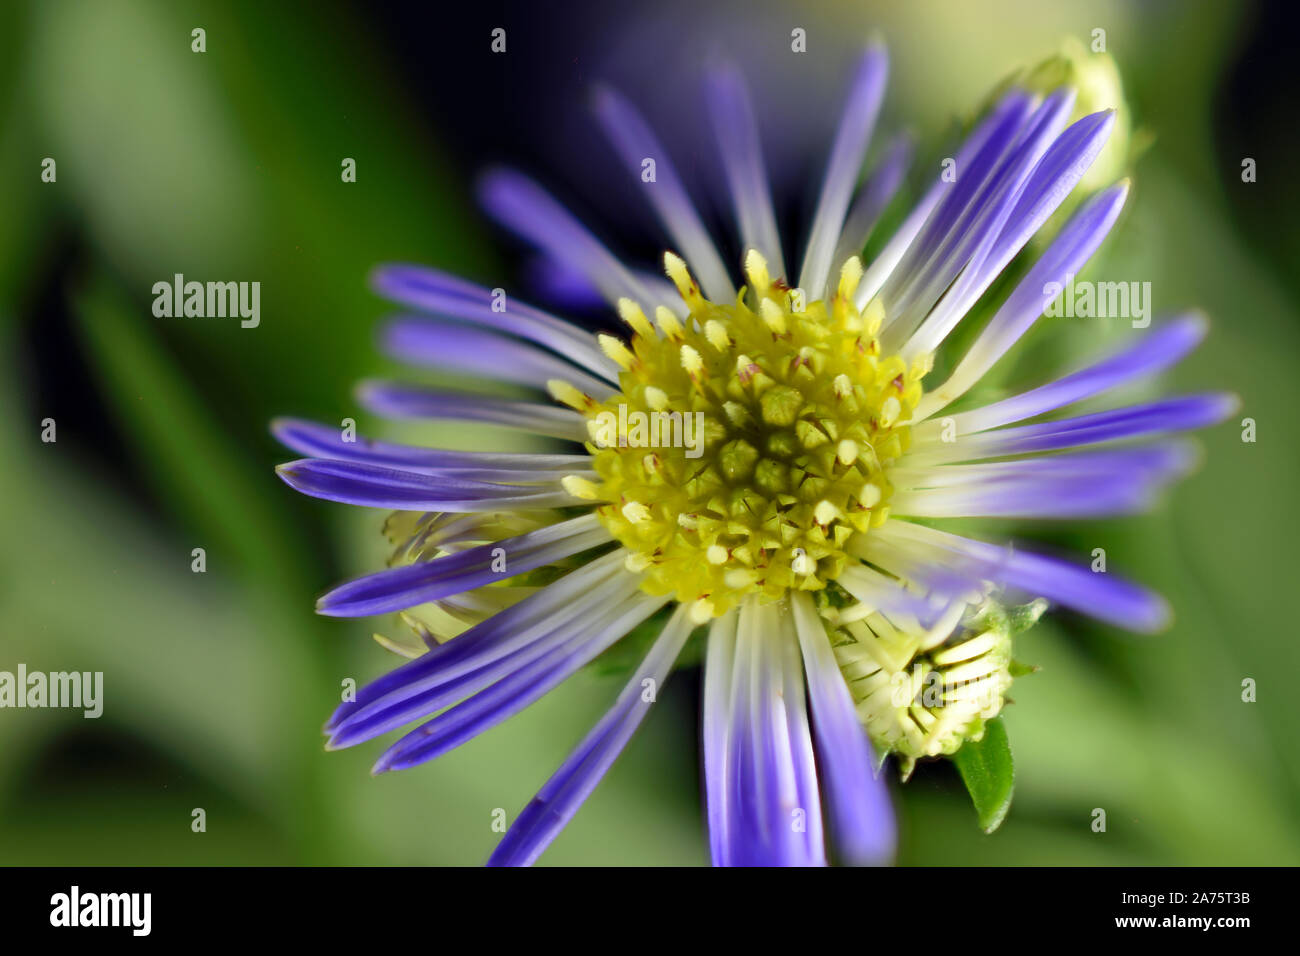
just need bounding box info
[953,717,1015,833]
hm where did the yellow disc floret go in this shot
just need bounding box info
[551,251,930,623]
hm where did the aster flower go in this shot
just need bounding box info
[274,42,1235,866]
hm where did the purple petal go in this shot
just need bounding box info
[896,442,1197,486]
[916,394,1240,463]
[372,591,668,772]
[832,132,914,267]
[876,89,1042,315]
[592,85,733,302]
[884,89,1080,349]
[792,594,894,866]
[903,107,1117,358]
[314,514,610,617]
[371,263,616,378]
[892,443,1197,519]
[919,313,1209,436]
[327,557,637,747]
[487,605,694,866]
[721,599,826,867]
[775,618,828,867]
[271,417,589,475]
[836,564,952,626]
[703,612,738,865]
[705,63,786,276]
[276,458,580,511]
[326,554,624,725]
[798,43,888,301]
[856,88,1035,308]
[356,381,587,441]
[915,179,1131,420]
[988,109,1117,270]
[478,168,662,309]
[523,253,607,311]
[863,521,1172,632]
[381,316,614,397]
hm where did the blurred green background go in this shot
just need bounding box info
[1,0,1297,865]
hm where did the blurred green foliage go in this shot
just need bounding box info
[0,0,1296,866]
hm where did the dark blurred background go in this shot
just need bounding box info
[1,0,1297,865]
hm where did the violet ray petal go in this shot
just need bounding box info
[271,417,589,472]
[878,90,1040,313]
[356,381,588,442]
[913,313,1209,437]
[327,564,637,746]
[857,88,1035,310]
[792,593,895,866]
[381,315,614,397]
[890,463,1190,519]
[864,521,1171,631]
[592,85,733,302]
[799,43,889,301]
[315,514,610,617]
[885,90,1080,350]
[892,441,1197,489]
[904,107,1116,359]
[832,132,914,268]
[914,180,1130,420]
[911,394,1238,464]
[371,262,616,378]
[477,168,660,309]
[775,614,828,866]
[703,611,738,866]
[325,552,629,731]
[487,606,694,866]
[275,458,580,511]
[705,63,786,276]
[373,591,669,772]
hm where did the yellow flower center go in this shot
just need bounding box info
[553,251,929,624]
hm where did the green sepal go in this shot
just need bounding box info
[1006,598,1048,635]
[1008,658,1039,678]
[952,716,1015,833]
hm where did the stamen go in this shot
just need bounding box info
[664,252,705,311]
[862,295,886,335]
[561,475,603,500]
[704,320,731,351]
[617,297,656,339]
[624,552,652,572]
[654,305,685,340]
[598,334,637,370]
[744,248,772,295]
[643,386,670,411]
[688,598,715,624]
[547,379,593,411]
[759,298,787,335]
[837,256,862,300]
[621,501,651,524]
[680,344,705,379]
[813,500,840,526]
